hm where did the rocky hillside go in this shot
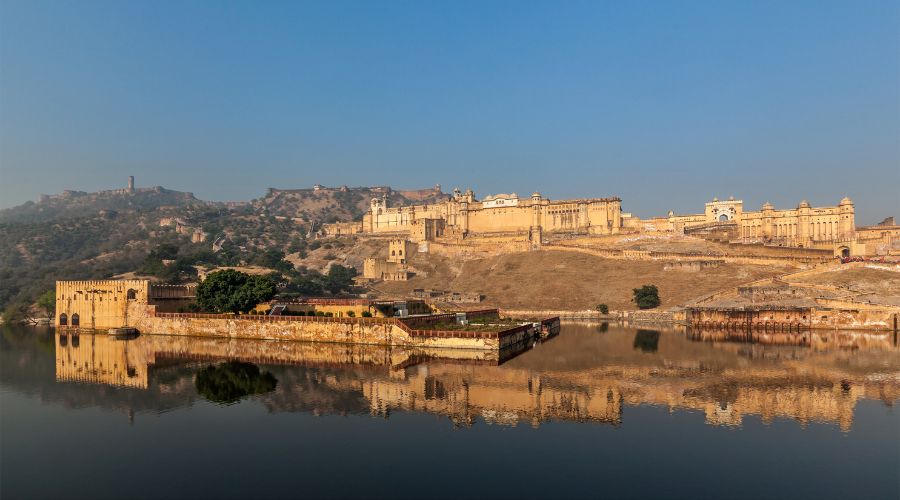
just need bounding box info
[253,185,446,223]
[0,182,444,318]
[0,186,206,224]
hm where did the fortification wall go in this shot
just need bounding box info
[116,304,546,349]
[429,237,531,258]
[543,244,824,266]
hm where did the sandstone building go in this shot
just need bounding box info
[56,280,195,329]
[633,196,856,246]
[324,186,895,258]
[325,188,623,245]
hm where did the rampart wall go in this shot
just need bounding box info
[102,304,554,350]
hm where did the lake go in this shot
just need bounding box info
[1,323,898,499]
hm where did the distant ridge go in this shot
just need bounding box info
[0,179,447,224]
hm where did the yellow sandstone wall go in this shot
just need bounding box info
[56,280,150,329]
[124,304,504,349]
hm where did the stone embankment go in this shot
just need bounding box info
[82,304,561,350]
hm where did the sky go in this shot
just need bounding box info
[1,0,898,223]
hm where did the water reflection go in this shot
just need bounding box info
[195,362,277,404]
[36,324,900,431]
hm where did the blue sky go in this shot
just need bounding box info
[1,0,898,222]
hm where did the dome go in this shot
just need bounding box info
[762,202,774,210]
[531,192,541,198]
[840,196,853,205]
[798,200,810,208]
[712,197,719,202]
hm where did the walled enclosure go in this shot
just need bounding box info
[56,280,559,350]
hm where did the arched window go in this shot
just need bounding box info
[719,214,728,222]
[59,313,68,326]
[391,250,396,256]
[127,289,137,300]
[71,313,80,327]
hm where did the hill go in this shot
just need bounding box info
[252,185,446,223]
[0,186,205,224]
[0,181,446,319]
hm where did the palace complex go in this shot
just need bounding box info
[325,187,898,260]
[325,188,623,245]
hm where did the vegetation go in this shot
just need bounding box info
[194,361,278,404]
[0,183,434,321]
[196,270,277,314]
[35,290,55,322]
[596,303,609,315]
[632,285,661,309]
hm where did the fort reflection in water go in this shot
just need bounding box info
[54,324,899,431]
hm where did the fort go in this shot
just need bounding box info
[325,188,623,246]
[324,189,899,260]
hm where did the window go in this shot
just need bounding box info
[59,313,68,326]
[71,313,80,327]
[127,289,137,300]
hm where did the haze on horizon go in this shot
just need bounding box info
[1,0,898,223]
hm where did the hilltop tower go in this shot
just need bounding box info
[127,176,135,193]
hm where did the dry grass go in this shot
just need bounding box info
[373,249,789,310]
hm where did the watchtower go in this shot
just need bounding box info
[388,239,411,264]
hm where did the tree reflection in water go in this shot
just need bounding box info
[633,329,661,353]
[195,361,278,404]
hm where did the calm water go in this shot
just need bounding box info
[1,324,898,500]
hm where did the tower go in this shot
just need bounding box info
[530,192,543,248]
[838,197,855,240]
[388,239,410,264]
[127,176,135,193]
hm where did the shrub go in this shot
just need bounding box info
[596,304,609,315]
[632,285,660,310]
[361,311,372,318]
[346,311,355,317]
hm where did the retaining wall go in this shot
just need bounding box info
[97,304,545,350]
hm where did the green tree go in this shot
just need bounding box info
[632,285,661,310]
[196,270,276,314]
[324,264,358,294]
[596,303,609,315]
[36,290,56,321]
